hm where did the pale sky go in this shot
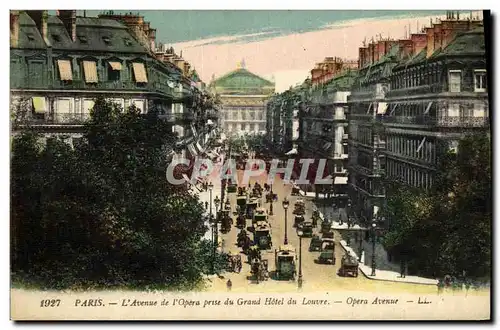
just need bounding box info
[166,11,475,91]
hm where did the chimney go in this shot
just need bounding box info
[26,10,49,44]
[57,10,77,42]
[368,41,376,65]
[10,10,20,48]
[425,26,435,58]
[148,28,156,51]
[358,47,366,68]
[410,32,427,55]
[398,39,413,58]
[441,19,474,49]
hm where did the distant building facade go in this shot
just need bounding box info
[10,10,219,160]
[210,63,274,136]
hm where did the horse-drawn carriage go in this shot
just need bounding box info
[226,252,242,273]
[251,259,269,283]
[236,195,247,215]
[252,183,263,198]
[247,245,261,264]
[275,245,297,280]
[339,252,359,277]
[237,229,251,250]
[265,192,278,203]
[237,186,247,196]
[309,235,322,251]
[291,184,301,196]
[220,209,232,233]
[317,238,336,265]
[253,221,272,250]
[227,182,237,193]
[236,213,246,228]
[253,208,268,224]
[311,210,320,227]
[293,199,305,215]
[297,221,314,237]
[246,198,259,219]
[294,214,305,228]
[321,219,332,234]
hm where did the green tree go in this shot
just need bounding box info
[382,133,491,279]
[11,97,219,290]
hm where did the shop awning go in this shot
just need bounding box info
[83,60,98,83]
[334,176,348,185]
[32,97,46,113]
[109,61,122,70]
[187,143,198,157]
[285,148,298,156]
[57,59,73,81]
[132,62,148,83]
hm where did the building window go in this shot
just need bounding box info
[448,103,460,117]
[107,62,122,81]
[474,102,486,118]
[448,70,461,92]
[474,70,487,92]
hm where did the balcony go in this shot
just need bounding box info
[15,112,91,126]
[437,117,489,128]
[383,115,435,126]
[383,115,489,127]
[385,84,443,99]
[11,78,186,100]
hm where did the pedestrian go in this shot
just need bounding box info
[205,201,208,210]
[226,279,232,291]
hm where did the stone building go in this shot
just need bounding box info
[347,38,401,226]
[210,63,274,136]
[384,16,487,192]
[347,11,486,226]
[300,69,357,202]
[10,10,218,160]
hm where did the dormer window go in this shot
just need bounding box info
[27,33,35,41]
[78,35,88,44]
[102,36,111,44]
[52,34,61,42]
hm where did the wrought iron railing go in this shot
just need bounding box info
[383,115,489,127]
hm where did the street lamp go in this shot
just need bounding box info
[269,183,274,215]
[208,182,214,220]
[214,196,220,219]
[371,221,377,276]
[296,228,304,288]
[282,197,290,245]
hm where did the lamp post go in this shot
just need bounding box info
[371,221,377,276]
[296,228,304,288]
[208,182,215,273]
[214,195,220,241]
[359,231,363,262]
[282,197,290,245]
[269,184,274,215]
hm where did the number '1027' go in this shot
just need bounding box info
[40,299,61,307]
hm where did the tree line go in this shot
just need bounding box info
[382,133,491,281]
[11,98,224,290]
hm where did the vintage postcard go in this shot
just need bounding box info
[9,9,491,321]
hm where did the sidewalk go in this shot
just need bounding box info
[338,238,438,285]
[300,187,438,286]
